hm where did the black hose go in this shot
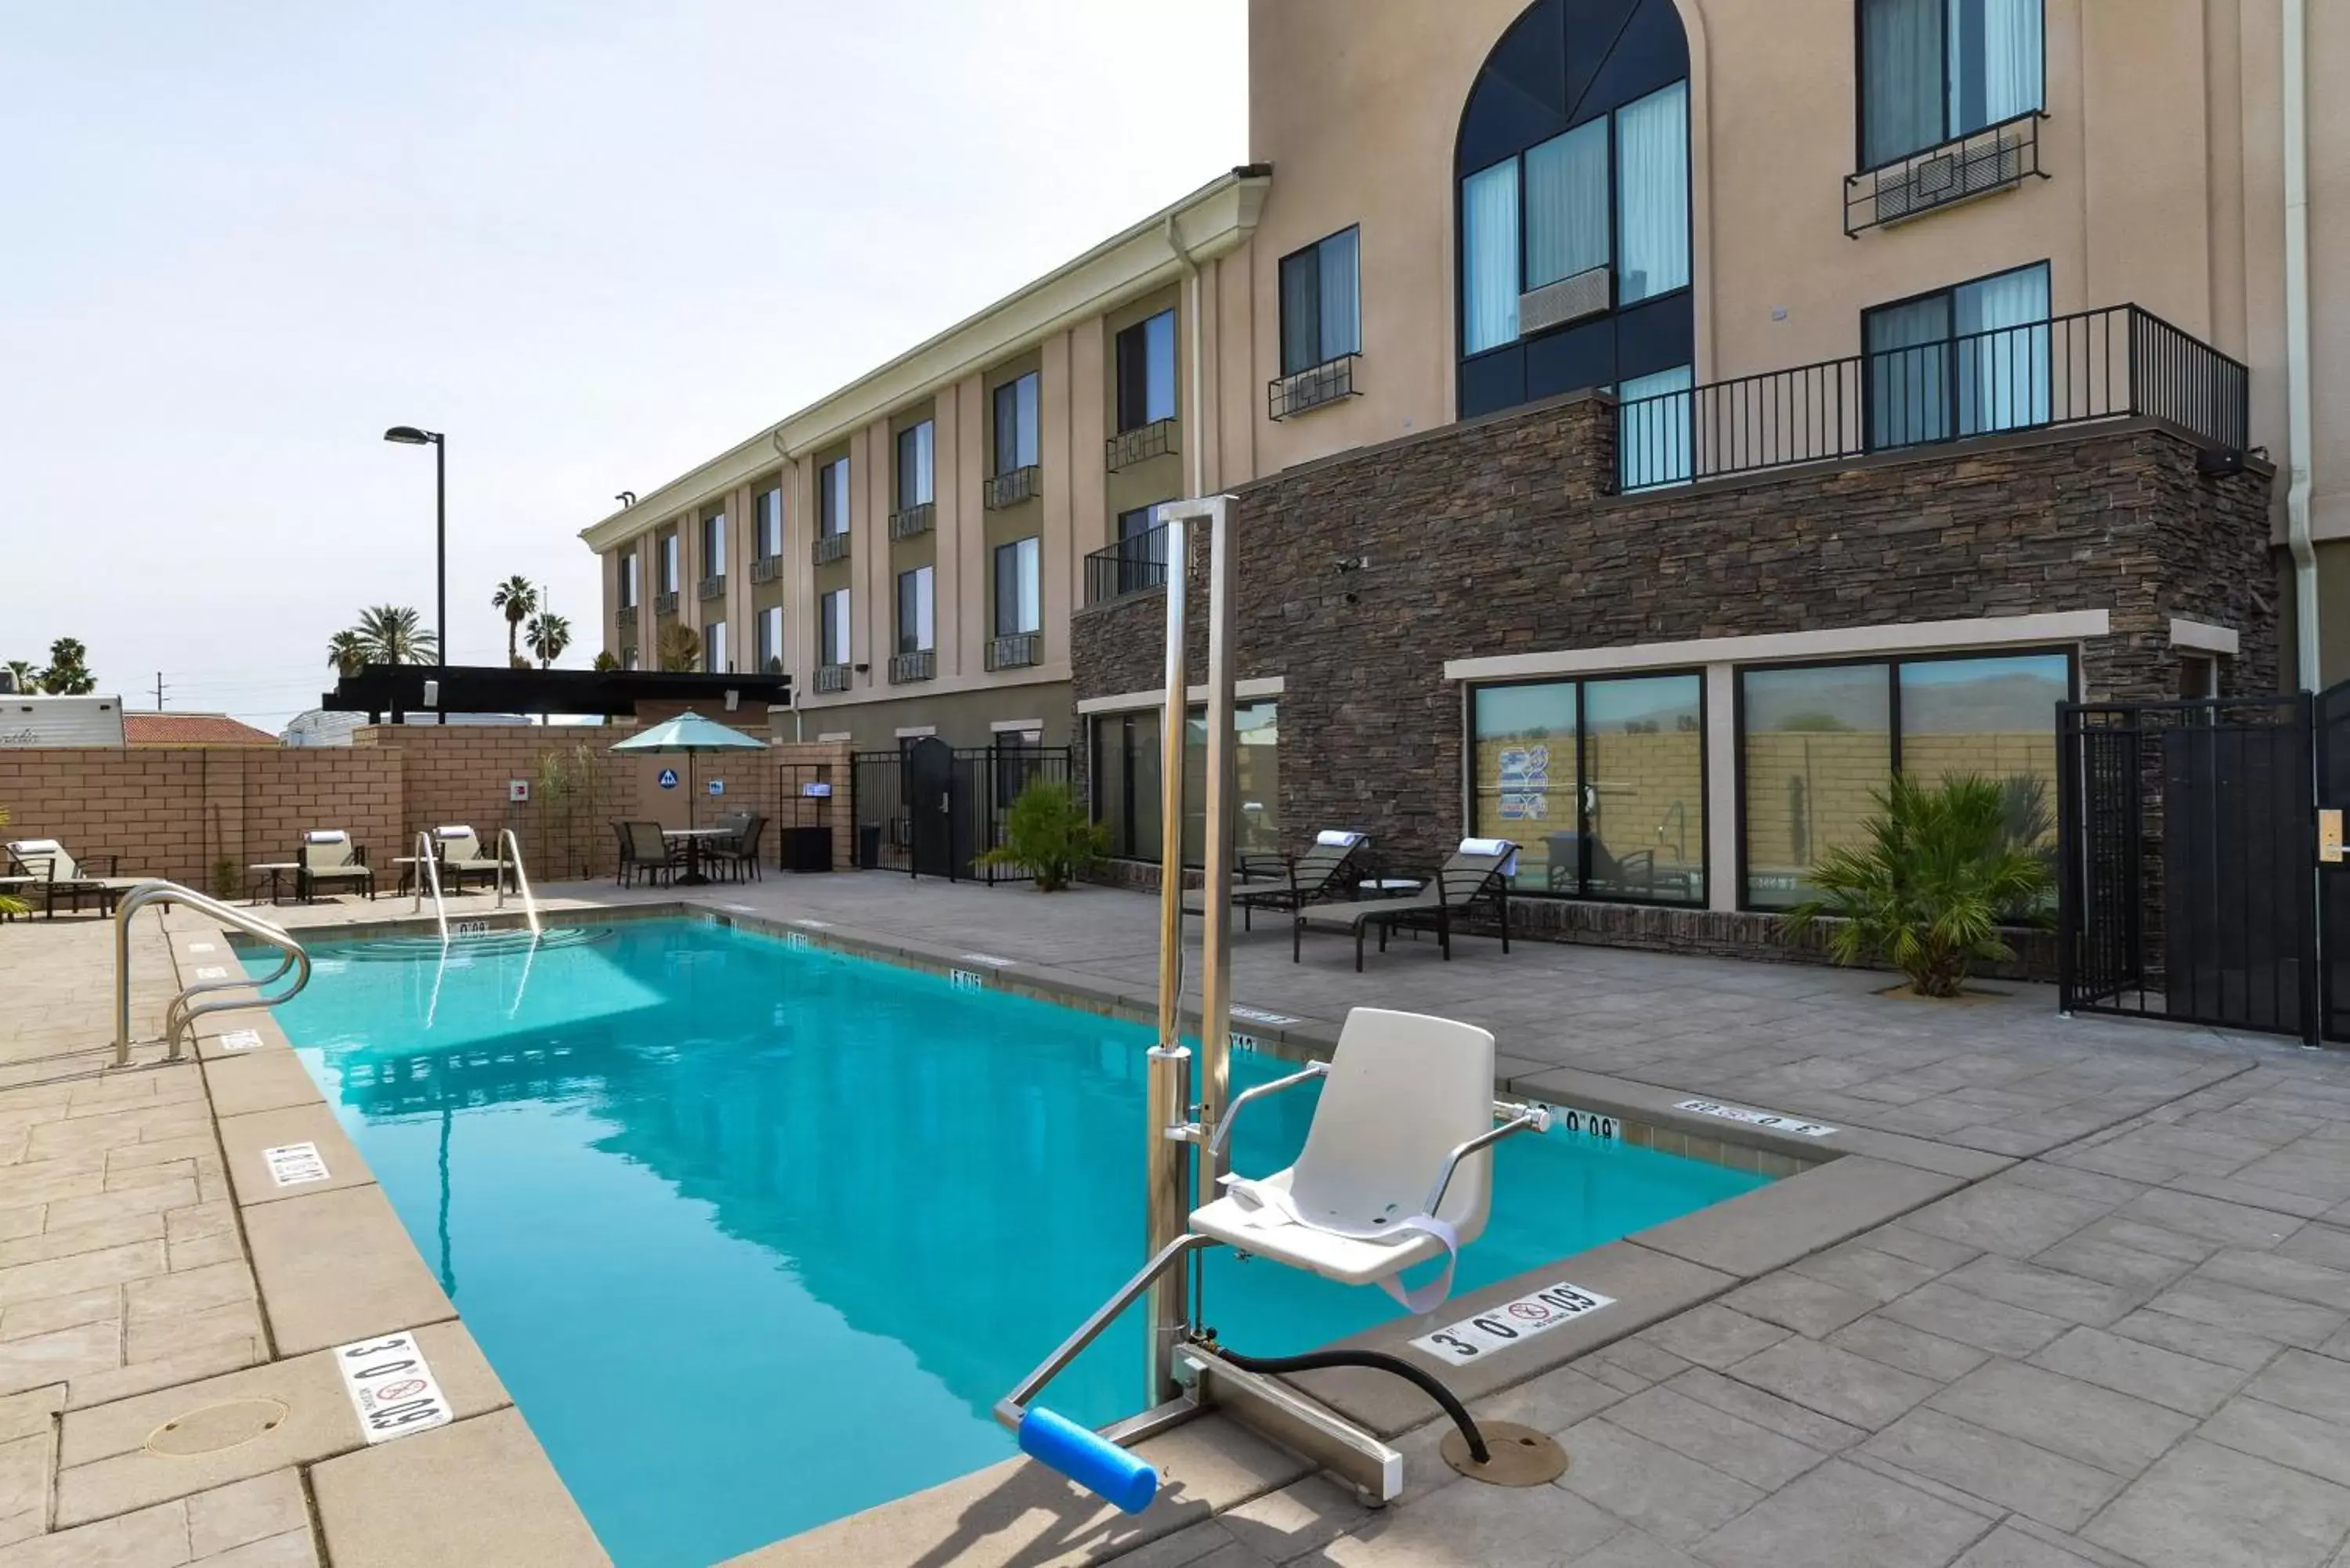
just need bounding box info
[1211,1346,1490,1465]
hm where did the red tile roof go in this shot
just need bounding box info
[123,712,280,747]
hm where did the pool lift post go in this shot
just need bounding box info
[995,496,1564,1516]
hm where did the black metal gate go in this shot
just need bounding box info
[849,742,1074,883]
[2059,693,2321,1043]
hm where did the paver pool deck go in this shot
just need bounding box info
[6,873,2350,1566]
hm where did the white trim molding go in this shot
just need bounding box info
[1443,611,2112,683]
[989,718,1045,734]
[815,731,853,743]
[1078,675,1286,716]
[893,725,937,739]
[2167,618,2241,656]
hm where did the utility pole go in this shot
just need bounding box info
[154,672,166,710]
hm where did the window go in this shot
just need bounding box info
[700,507,725,577]
[659,535,679,594]
[1462,161,1520,355]
[703,620,728,674]
[1090,699,1281,865]
[819,457,850,537]
[1615,81,1690,303]
[1739,650,2069,907]
[994,537,1041,636]
[754,485,783,558]
[621,645,640,670]
[992,373,1039,474]
[896,566,934,655]
[1524,120,1608,291]
[617,553,638,609]
[895,421,934,509]
[757,605,783,673]
[820,588,849,667]
[1115,504,1167,594]
[2178,654,2218,701]
[1860,0,2044,169]
[1115,309,1178,432]
[1617,364,1694,489]
[1278,227,1361,376]
[1470,675,1705,904]
[1092,710,1163,862]
[1865,262,2049,449]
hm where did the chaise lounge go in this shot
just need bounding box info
[1183,830,1370,930]
[1292,838,1519,971]
[3,838,146,919]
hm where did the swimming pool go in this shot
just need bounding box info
[251,916,1769,1567]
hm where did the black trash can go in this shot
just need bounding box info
[782,826,832,873]
[857,824,882,870]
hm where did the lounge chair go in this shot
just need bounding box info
[1183,830,1369,930]
[297,830,374,902]
[616,821,676,888]
[430,826,505,894]
[4,838,144,919]
[1292,838,1518,971]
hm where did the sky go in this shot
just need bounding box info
[0,0,1249,731]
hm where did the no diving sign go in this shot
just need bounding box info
[1410,1281,1615,1366]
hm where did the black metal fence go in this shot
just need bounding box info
[850,741,1074,883]
[1084,522,1173,606]
[1617,304,2251,493]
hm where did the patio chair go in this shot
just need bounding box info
[616,821,676,888]
[4,838,143,919]
[296,830,374,902]
[1292,838,1517,972]
[1183,831,1369,930]
[430,826,505,894]
[710,814,766,882]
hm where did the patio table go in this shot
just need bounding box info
[663,827,732,887]
[248,862,302,907]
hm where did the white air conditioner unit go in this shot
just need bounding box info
[1519,266,1612,335]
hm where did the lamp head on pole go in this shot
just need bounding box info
[383,425,442,446]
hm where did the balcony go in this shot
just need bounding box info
[1613,303,2249,493]
[653,591,679,618]
[986,633,1040,671]
[814,663,851,694]
[698,573,726,602]
[613,603,637,629]
[985,465,1040,510]
[1084,522,1173,606]
[888,503,935,542]
[750,555,783,585]
[1105,417,1177,472]
[1846,112,2045,237]
[1268,354,1361,422]
[888,649,935,685]
[812,531,850,566]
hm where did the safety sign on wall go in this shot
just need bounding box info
[658,768,678,789]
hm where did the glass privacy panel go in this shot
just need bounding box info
[1471,682,1578,891]
[1741,664,1893,908]
[1580,675,1705,904]
[1896,653,2068,847]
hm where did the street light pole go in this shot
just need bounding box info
[384,425,447,724]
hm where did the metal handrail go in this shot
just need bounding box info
[112,882,312,1067]
[495,829,541,937]
[411,831,448,945]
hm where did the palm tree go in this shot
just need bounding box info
[656,623,701,673]
[491,576,538,669]
[525,611,573,669]
[37,638,94,695]
[350,605,438,665]
[326,630,369,677]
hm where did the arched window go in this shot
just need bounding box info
[1455,0,1694,420]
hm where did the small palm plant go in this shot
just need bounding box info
[977,781,1108,893]
[0,806,25,918]
[1783,772,2052,998]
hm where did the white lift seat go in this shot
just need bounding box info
[1191,1008,1499,1306]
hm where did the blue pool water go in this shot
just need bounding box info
[253,918,1767,1567]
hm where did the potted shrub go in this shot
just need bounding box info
[1782,771,2052,998]
[977,780,1108,892]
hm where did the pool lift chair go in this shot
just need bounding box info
[995,494,1566,1518]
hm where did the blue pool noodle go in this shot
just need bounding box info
[1018,1407,1159,1515]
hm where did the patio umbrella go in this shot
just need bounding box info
[609,710,768,835]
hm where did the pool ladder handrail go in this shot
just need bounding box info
[112,882,312,1068]
[494,829,541,937]
[410,830,449,945]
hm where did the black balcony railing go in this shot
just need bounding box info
[812,531,850,565]
[1614,304,2251,494]
[814,663,851,693]
[1084,522,1173,605]
[1268,355,1359,421]
[653,591,679,618]
[749,555,782,584]
[985,464,1040,510]
[1846,112,2047,237]
[986,632,1040,671]
[888,503,935,541]
[888,649,935,684]
[1105,417,1178,471]
[698,573,726,602]
[613,603,637,629]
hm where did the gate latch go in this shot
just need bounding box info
[2321,809,2345,865]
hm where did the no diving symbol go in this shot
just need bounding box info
[1506,1301,1554,1324]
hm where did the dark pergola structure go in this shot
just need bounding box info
[320,664,792,723]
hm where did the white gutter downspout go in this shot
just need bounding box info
[2286,0,2319,689]
[772,425,806,741]
[1166,216,1208,500]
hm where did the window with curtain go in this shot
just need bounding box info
[1616,81,1690,303]
[1525,120,1609,291]
[1618,364,1694,488]
[754,486,783,558]
[896,566,934,654]
[660,536,679,594]
[819,588,849,667]
[992,373,1039,474]
[757,605,783,673]
[1115,310,1178,432]
[1461,161,1520,354]
[1278,227,1362,375]
[703,620,728,674]
[895,421,934,509]
[1860,0,2044,168]
[617,553,638,608]
[819,457,850,537]
[1865,262,2048,450]
[700,508,725,576]
[995,537,1040,635]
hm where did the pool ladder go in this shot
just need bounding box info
[494,829,541,938]
[410,831,449,943]
[111,883,312,1068]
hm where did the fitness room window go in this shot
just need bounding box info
[1278,226,1361,375]
[1738,649,2071,909]
[1090,702,1281,865]
[1865,262,2050,449]
[1469,674,1705,905]
[1860,0,2044,168]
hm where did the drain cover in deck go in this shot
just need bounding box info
[145,1397,290,1457]
[1441,1421,1568,1486]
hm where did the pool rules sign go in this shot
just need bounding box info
[334,1331,454,1443]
